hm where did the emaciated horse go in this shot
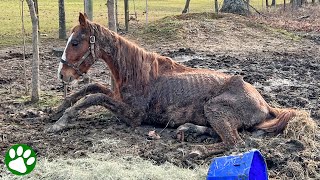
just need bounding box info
[48,13,296,150]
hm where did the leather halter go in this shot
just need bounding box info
[60,29,97,76]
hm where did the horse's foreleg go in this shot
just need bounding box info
[51,83,113,121]
[46,93,144,133]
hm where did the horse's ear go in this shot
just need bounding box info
[79,12,88,27]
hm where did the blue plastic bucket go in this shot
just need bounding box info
[207,149,268,180]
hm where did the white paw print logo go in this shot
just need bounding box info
[5,144,37,175]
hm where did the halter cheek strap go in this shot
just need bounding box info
[60,29,97,76]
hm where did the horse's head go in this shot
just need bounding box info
[58,13,98,82]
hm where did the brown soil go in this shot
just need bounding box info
[1,11,320,179]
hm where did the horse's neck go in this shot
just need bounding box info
[99,33,156,91]
[99,28,188,94]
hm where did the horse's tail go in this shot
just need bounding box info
[255,107,296,133]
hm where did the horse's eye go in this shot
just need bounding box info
[71,40,79,46]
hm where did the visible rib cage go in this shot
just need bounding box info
[149,73,226,108]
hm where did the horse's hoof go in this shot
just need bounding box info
[188,150,202,158]
[45,123,66,133]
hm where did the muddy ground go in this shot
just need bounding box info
[1,11,320,179]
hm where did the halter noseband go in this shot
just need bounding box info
[60,29,97,76]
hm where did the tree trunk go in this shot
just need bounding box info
[84,0,93,21]
[247,0,251,15]
[59,0,66,39]
[271,0,276,6]
[124,0,129,31]
[311,0,315,4]
[266,0,269,8]
[34,0,39,29]
[291,0,301,9]
[26,0,40,102]
[182,0,191,14]
[21,0,28,95]
[107,0,116,90]
[107,0,117,32]
[115,0,119,29]
[215,0,219,13]
[221,0,249,15]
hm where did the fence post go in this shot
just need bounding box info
[59,0,66,39]
[215,0,219,14]
[84,0,93,21]
[124,0,129,31]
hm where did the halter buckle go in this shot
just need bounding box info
[90,36,96,44]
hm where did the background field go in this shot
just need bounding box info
[0,0,273,47]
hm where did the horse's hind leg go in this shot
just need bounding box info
[46,93,144,133]
[51,83,113,121]
[176,123,217,142]
[204,100,243,149]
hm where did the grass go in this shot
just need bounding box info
[15,92,62,108]
[0,153,208,180]
[0,0,278,47]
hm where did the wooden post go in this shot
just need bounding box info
[283,0,286,10]
[115,0,119,29]
[84,0,93,21]
[271,0,276,7]
[107,0,117,90]
[266,0,269,9]
[59,0,66,39]
[107,0,117,32]
[246,0,250,15]
[26,0,40,102]
[145,0,148,26]
[215,0,219,14]
[124,0,129,31]
[21,0,28,95]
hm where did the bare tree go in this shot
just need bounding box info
[26,0,40,102]
[107,0,117,32]
[59,0,66,39]
[182,0,191,13]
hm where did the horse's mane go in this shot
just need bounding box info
[89,23,188,91]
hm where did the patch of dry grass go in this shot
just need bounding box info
[284,110,319,148]
[0,153,208,180]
